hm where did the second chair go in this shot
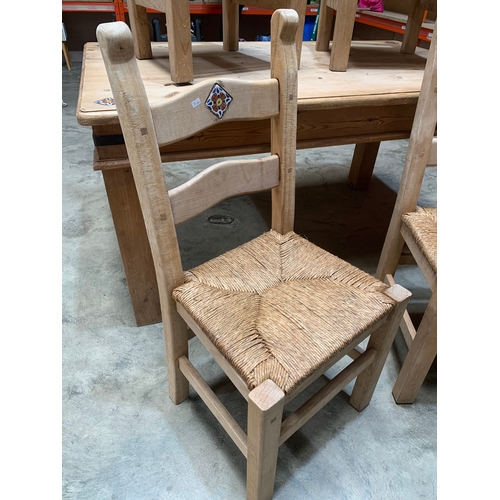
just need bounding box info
[315,0,437,72]
[376,24,437,404]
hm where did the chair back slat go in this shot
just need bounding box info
[169,155,280,225]
[152,79,280,147]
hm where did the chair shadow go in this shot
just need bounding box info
[250,175,399,274]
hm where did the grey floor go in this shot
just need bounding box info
[62,60,437,499]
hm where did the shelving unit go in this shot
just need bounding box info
[61,1,433,42]
[61,2,319,21]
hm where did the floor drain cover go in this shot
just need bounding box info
[208,214,234,225]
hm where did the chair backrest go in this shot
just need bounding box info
[96,9,298,329]
[376,23,437,280]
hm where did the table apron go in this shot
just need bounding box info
[92,103,417,171]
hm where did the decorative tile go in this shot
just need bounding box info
[205,83,232,119]
[95,97,115,106]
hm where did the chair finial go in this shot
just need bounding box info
[271,8,299,45]
[96,21,135,65]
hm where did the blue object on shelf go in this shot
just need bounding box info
[303,19,315,41]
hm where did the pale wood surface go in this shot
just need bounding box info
[269,8,298,233]
[77,39,428,126]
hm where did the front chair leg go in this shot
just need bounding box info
[350,284,411,411]
[247,379,285,500]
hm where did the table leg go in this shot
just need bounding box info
[347,142,381,190]
[101,167,162,326]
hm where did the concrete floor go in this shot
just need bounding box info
[62,60,437,499]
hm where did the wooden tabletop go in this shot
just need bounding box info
[77,39,428,126]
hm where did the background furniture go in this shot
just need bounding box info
[97,12,410,498]
[315,0,436,71]
[127,0,307,83]
[376,24,437,404]
[62,22,72,70]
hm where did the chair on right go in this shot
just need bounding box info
[375,25,437,404]
[315,0,437,72]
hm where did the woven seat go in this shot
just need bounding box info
[402,207,437,274]
[174,230,395,393]
[376,26,437,404]
[97,12,410,498]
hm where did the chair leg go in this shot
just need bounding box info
[223,0,240,52]
[246,379,285,500]
[401,0,426,54]
[329,0,358,71]
[128,0,153,60]
[350,284,411,411]
[315,0,334,52]
[165,0,194,83]
[163,312,190,404]
[62,41,72,70]
[288,0,306,68]
[392,291,437,404]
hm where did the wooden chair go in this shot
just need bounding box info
[97,11,410,498]
[127,0,307,84]
[222,0,306,64]
[315,0,436,72]
[375,24,437,404]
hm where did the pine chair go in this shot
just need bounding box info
[127,0,307,84]
[315,0,437,72]
[375,25,437,404]
[97,11,410,499]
